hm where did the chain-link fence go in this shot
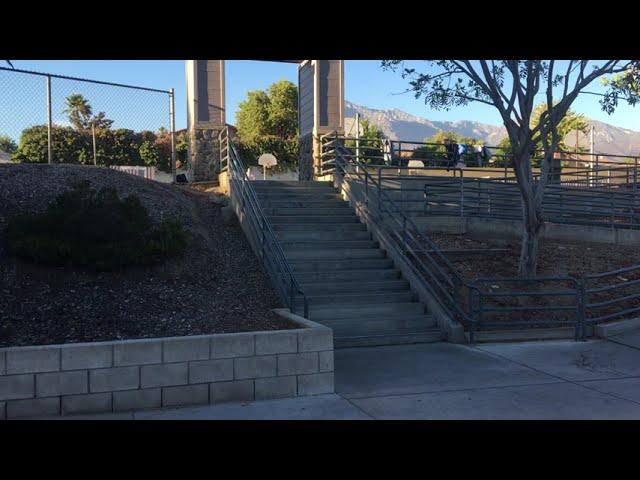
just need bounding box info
[0,66,178,181]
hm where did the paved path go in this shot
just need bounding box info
[52,336,640,420]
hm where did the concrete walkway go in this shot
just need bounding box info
[51,336,640,420]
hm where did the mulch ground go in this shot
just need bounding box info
[423,231,640,325]
[0,164,297,348]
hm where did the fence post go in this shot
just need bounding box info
[595,155,599,187]
[46,75,53,165]
[634,157,638,194]
[169,88,177,183]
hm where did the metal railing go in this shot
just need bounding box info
[377,171,640,230]
[220,127,309,318]
[320,135,640,190]
[321,132,640,341]
[321,132,480,338]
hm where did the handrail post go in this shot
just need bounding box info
[377,167,382,214]
[468,287,476,344]
[365,170,369,205]
[402,216,407,254]
[289,276,295,313]
[460,170,464,218]
[261,217,266,260]
[576,278,586,341]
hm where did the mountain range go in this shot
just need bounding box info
[344,101,640,157]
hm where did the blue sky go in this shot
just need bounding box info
[1,60,638,142]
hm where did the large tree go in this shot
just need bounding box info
[63,94,113,131]
[236,80,298,142]
[235,80,299,166]
[383,60,640,276]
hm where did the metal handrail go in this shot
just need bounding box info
[221,128,309,317]
[322,133,480,338]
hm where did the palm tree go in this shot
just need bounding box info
[63,94,93,130]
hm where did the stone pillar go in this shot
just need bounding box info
[297,60,344,180]
[186,60,225,182]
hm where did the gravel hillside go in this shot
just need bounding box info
[0,164,294,347]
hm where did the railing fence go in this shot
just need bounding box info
[0,66,177,181]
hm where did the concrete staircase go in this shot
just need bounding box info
[252,180,441,348]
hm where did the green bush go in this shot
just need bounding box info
[5,181,188,271]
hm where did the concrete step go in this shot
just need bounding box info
[271,223,367,232]
[301,279,410,294]
[251,180,334,188]
[276,230,372,241]
[334,330,442,348]
[263,207,353,216]
[262,200,348,209]
[299,291,415,307]
[324,315,437,334]
[310,302,424,320]
[291,258,394,272]
[267,215,359,224]
[282,240,379,250]
[466,327,576,343]
[256,193,343,201]
[295,269,402,283]
[286,248,385,261]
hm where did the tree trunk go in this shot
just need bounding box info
[512,147,544,277]
[519,205,542,277]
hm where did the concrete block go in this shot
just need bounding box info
[90,366,140,392]
[6,347,59,374]
[211,334,254,358]
[162,384,209,407]
[234,356,277,380]
[0,351,5,375]
[36,370,88,397]
[188,359,233,384]
[595,316,640,338]
[114,341,162,366]
[297,372,334,396]
[7,397,60,419]
[255,331,298,355]
[140,363,188,388]
[319,351,334,372]
[255,376,297,400]
[61,344,112,370]
[277,352,318,376]
[113,388,161,412]
[298,328,333,352]
[62,393,112,416]
[0,375,34,401]
[163,337,210,363]
[210,380,254,404]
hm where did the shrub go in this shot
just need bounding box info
[5,181,188,271]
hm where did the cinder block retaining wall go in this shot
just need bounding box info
[0,317,333,419]
[411,216,640,246]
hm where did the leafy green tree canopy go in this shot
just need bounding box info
[0,135,17,154]
[236,80,298,142]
